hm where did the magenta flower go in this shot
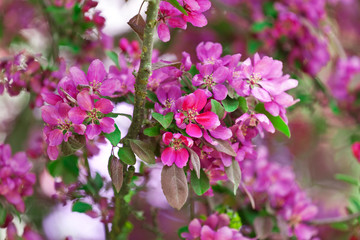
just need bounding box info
[235,113,275,142]
[175,89,220,138]
[69,59,119,96]
[181,0,211,27]
[155,85,182,114]
[157,1,187,42]
[161,132,193,168]
[230,53,298,104]
[41,102,86,160]
[69,90,115,140]
[0,144,35,213]
[193,64,229,100]
[196,42,223,65]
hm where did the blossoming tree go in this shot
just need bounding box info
[0,0,360,239]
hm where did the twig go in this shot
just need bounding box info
[308,212,360,225]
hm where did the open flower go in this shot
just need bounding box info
[230,53,298,104]
[157,1,187,42]
[193,64,229,100]
[69,90,115,140]
[175,89,220,138]
[69,59,119,96]
[41,102,86,160]
[161,132,193,168]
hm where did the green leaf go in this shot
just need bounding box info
[248,40,262,54]
[263,1,278,18]
[251,21,272,32]
[106,51,120,68]
[167,0,188,15]
[191,169,210,196]
[72,201,92,213]
[147,90,159,103]
[118,147,136,165]
[331,222,349,231]
[255,103,291,138]
[222,97,239,113]
[329,99,340,115]
[0,204,7,226]
[189,65,199,77]
[152,112,174,129]
[335,173,359,186]
[178,226,189,239]
[225,159,241,195]
[211,99,225,119]
[238,97,248,113]
[143,125,161,137]
[93,173,104,190]
[104,124,121,146]
[109,156,123,193]
[47,155,79,184]
[129,140,156,164]
[106,113,133,121]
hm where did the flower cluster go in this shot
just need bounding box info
[241,147,318,240]
[157,0,211,42]
[156,41,297,173]
[41,59,116,160]
[0,144,36,212]
[181,213,250,240]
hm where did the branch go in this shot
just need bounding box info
[110,0,160,238]
[126,0,160,140]
[308,212,360,225]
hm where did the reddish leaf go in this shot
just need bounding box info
[109,157,123,193]
[161,165,188,210]
[127,14,146,40]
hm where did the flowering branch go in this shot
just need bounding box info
[126,0,160,140]
[110,0,160,238]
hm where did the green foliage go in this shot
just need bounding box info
[190,169,210,196]
[152,112,174,129]
[104,124,121,146]
[335,173,359,186]
[238,97,248,113]
[143,125,161,137]
[211,99,225,119]
[247,40,262,54]
[222,97,239,113]
[118,147,136,165]
[72,201,92,213]
[255,103,291,138]
[168,0,188,15]
[47,155,79,184]
[106,51,120,69]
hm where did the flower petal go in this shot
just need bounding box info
[87,59,106,85]
[186,123,203,138]
[69,107,88,124]
[85,124,101,140]
[99,117,115,133]
[161,147,176,166]
[162,132,173,145]
[174,148,189,168]
[95,98,114,114]
[196,112,220,129]
[48,129,64,146]
[77,90,94,111]
[70,66,88,86]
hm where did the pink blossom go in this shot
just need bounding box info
[175,89,220,138]
[69,59,119,96]
[193,64,229,100]
[69,90,115,140]
[161,132,193,168]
